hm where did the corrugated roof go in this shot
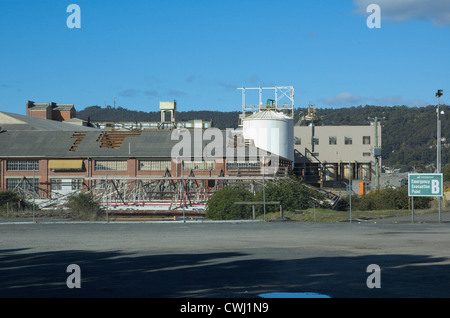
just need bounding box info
[0,129,267,159]
[0,111,98,131]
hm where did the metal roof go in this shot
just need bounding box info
[0,111,283,160]
[0,111,98,131]
[0,128,269,159]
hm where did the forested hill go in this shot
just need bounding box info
[77,104,449,171]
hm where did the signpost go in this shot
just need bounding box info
[408,173,443,223]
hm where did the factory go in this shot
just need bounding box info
[0,86,381,211]
[0,97,292,211]
[293,103,382,195]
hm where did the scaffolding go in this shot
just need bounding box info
[85,172,280,212]
[6,172,282,211]
[237,86,295,125]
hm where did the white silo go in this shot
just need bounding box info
[242,110,294,162]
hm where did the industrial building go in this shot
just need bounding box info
[26,101,76,121]
[0,100,292,211]
[293,104,382,195]
[0,87,381,212]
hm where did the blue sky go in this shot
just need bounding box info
[0,0,449,114]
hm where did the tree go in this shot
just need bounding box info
[253,177,325,213]
[205,186,254,220]
[443,164,450,183]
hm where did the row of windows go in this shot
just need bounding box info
[139,160,172,171]
[5,159,263,172]
[5,178,83,191]
[50,179,83,191]
[307,152,373,158]
[6,160,39,171]
[94,160,128,171]
[95,160,216,171]
[294,136,371,146]
[183,161,215,171]
[6,178,39,190]
[226,161,260,170]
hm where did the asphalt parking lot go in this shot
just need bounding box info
[1,218,450,299]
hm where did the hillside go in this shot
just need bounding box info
[77,104,449,171]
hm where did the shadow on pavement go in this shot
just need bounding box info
[0,248,449,298]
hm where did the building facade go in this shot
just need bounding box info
[0,111,291,209]
[26,101,76,121]
[293,123,382,194]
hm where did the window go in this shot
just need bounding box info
[51,179,62,191]
[226,160,260,170]
[72,179,83,190]
[363,152,371,157]
[313,137,319,145]
[7,178,38,190]
[6,160,39,171]
[294,136,301,145]
[184,161,215,171]
[95,160,127,171]
[329,136,337,145]
[139,160,172,171]
[363,136,371,145]
[345,136,353,145]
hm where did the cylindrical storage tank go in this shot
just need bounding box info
[242,110,294,163]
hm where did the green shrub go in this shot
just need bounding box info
[205,186,254,220]
[205,177,327,220]
[66,192,103,220]
[352,186,432,211]
[0,191,32,213]
[254,177,325,214]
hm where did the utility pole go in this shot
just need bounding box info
[262,156,266,222]
[368,116,383,191]
[436,89,443,223]
[105,167,109,223]
[374,117,379,190]
[349,161,352,224]
[33,168,36,224]
[182,159,185,223]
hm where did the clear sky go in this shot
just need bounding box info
[0,0,449,114]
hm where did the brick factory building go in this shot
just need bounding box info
[0,110,291,210]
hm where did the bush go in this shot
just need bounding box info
[254,177,325,214]
[66,192,103,220]
[205,186,254,220]
[205,177,327,220]
[352,186,432,211]
[0,191,32,213]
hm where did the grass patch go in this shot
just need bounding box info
[259,207,443,222]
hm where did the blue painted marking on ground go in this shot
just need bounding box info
[259,292,331,298]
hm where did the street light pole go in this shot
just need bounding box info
[33,168,36,224]
[436,89,443,223]
[262,156,266,222]
[105,167,109,223]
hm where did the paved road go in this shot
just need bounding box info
[1,220,450,299]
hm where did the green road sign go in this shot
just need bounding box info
[408,173,443,197]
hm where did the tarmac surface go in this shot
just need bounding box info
[1,213,450,299]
